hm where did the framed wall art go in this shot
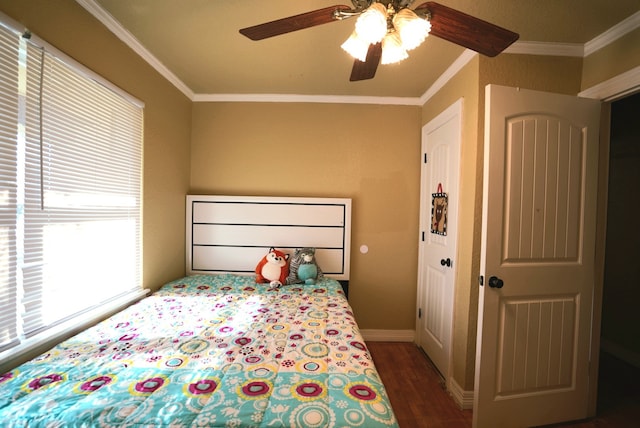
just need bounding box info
[431,183,448,236]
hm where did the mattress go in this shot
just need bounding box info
[0,274,398,427]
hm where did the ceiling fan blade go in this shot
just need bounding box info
[414,2,519,57]
[350,43,382,81]
[239,5,353,40]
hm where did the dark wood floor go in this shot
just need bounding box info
[367,341,472,428]
[366,342,640,428]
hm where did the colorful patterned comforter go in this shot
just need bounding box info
[0,274,398,427]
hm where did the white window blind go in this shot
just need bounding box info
[0,25,20,352]
[0,20,143,354]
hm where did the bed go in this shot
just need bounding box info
[0,195,399,427]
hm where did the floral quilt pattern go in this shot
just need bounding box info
[0,274,398,427]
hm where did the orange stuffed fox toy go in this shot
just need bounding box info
[255,247,290,286]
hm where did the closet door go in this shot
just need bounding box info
[416,99,462,380]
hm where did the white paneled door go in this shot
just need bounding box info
[417,99,462,379]
[474,85,601,427]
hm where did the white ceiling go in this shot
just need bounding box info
[83,0,640,100]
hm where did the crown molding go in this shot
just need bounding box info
[193,93,422,106]
[77,0,639,105]
[75,0,194,100]
[420,49,477,105]
[505,41,584,57]
[584,10,640,56]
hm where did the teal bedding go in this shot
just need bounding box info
[0,274,398,427]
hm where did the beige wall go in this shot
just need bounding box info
[191,102,422,329]
[582,27,640,90]
[0,0,193,291]
[479,54,584,96]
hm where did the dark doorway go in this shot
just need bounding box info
[597,91,640,424]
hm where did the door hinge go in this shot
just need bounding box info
[421,231,425,241]
[424,153,428,163]
[418,308,422,318]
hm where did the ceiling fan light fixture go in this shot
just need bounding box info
[381,31,408,65]
[393,8,431,51]
[239,1,520,82]
[341,31,370,62]
[354,2,388,44]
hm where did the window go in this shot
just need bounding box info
[0,19,143,359]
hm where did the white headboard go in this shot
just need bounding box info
[186,195,352,280]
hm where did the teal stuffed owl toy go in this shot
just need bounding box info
[286,248,323,285]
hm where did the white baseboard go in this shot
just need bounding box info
[447,376,475,410]
[360,329,415,342]
[600,338,640,368]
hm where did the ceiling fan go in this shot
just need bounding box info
[239,1,519,81]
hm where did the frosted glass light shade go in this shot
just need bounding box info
[381,32,408,64]
[343,4,431,65]
[355,2,388,44]
[393,8,431,51]
[341,31,370,62]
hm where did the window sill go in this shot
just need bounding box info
[0,288,150,373]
